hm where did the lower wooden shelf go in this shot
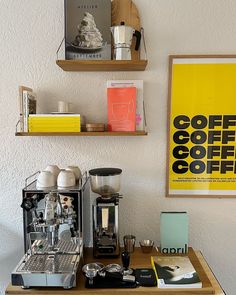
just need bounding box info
[15,131,148,137]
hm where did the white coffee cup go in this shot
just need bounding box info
[44,165,60,181]
[66,166,81,181]
[57,170,76,188]
[58,101,71,113]
[36,171,56,188]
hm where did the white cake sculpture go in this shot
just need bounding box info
[73,12,103,49]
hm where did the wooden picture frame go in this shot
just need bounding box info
[167,55,236,198]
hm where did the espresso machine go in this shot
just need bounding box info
[11,172,90,289]
[89,168,122,258]
[111,22,141,60]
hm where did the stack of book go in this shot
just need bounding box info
[28,114,81,132]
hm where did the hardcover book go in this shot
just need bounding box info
[107,87,136,132]
[18,86,33,132]
[151,256,202,288]
[23,90,37,132]
[107,80,146,131]
[160,212,188,254]
[64,0,111,60]
[29,114,81,132]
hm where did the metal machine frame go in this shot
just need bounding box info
[11,172,90,289]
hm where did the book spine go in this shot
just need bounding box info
[23,91,28,132]
[150,257,159,284]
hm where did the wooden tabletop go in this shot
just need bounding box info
[5,248,224,295]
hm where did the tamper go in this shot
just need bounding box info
[121,251,133,275]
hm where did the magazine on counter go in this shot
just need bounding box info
[151,256,202,288]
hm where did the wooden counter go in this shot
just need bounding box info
[5,248,225,295]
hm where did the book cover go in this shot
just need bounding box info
[160,212,188,254]
[23,90,36,132]
[107,80,145,131]
[18,86,32,132]
[107,87,136,132]
[65,0,111,60]
[151,256,202,288]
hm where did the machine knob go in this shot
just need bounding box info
[21,198,34,211]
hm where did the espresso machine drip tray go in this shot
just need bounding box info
[12,252,82,289]
[17,254,78,273]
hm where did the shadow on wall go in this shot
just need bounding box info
[0,225,23,295]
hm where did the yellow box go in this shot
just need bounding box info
[29,115,81,132]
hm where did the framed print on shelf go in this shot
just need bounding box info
[167,55,236,198]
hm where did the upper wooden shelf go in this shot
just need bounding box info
[56,60,148,72]
[15,131,148,137]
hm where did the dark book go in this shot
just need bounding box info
[151,256,202,288]
[23,90,36,132]
[64,0,111,60]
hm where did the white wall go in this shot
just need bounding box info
[0,0,236,294]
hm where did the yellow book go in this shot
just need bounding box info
[29,114,81,132]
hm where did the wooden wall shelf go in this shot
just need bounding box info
[56,60,148,72]
[15,131,148,137]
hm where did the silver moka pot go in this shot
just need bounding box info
[111,22,141,60]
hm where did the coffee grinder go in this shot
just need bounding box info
[89,168,122,258]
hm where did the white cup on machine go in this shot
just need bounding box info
[44,165,61,181]
[57,170,76,188]
[66,166,82,181]
[58,101,72,113]
[36,171,56,188]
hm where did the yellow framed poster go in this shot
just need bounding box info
[167,55,236,197]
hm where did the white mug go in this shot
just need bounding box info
[57,170,76,188]
[66,166,81,181]
[58,101,72,113]
[36,171,56,188]
[44,165,61,181]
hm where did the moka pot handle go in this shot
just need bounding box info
[133,30,141,51]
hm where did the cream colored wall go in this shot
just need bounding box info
[0,0,236,294]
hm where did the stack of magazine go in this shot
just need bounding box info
[151,255,202,288]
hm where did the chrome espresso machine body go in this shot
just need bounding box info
[89,168,122,258]
[11,172,90,289]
